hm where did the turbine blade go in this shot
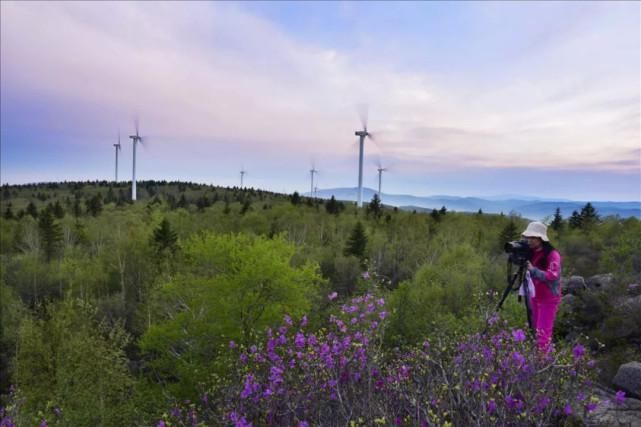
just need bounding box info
[357,104,368,131]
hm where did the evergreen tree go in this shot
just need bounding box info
[580,202,599,229]
[52,200,65,219]
[240,199,252,214]
[498,219,519,250]
[344,221,368,260]
[177,194,189,209]
[430,209,440,222]
[477,209,483,216]
[569,210,582,229]
[85,194,103,217]
[196,195,211,211]
[26,201,38,219]
[325,196,340,215]
[290,192,301,206]
[3,203,14,220]
[105,187,116,204]
[439,206,447,215]
[38,209,63,262]
[152,218,178,256]
[550,207,563,231]
[367,194,382,219]
[73,195,83,217]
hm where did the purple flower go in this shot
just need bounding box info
[295,332,306,349]
[284,314,293,326]
[585,402,598,413]
[511,351,525,367]
[40,421,47,427]
[615,390,626,405]
[487,399,497,414]
[563,403,573,415]
[572,344,585,360]
[299,422,309,427]
[512,329,526,342]
[156,421,166,427]
[379,311,388,319]
[328,292,338,301]
[362,271,370,280]
[229,340,237,349]
[300,315,308,327]
[53,407,61,418]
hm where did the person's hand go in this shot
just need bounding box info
[526,261,534,271]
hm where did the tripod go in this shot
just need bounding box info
[492,259,534,333]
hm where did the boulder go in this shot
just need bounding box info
[628,284,641,297]
[588,384,641,426]
[586,273,615,291]
[563,275,587,295]
[613,361,641,400]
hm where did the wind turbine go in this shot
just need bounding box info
[240,168,247,188]
[129,119,143,201]
[113,131,121,182]
[355,106,374,208]
[310,165,318,198]
[377,162,387,199]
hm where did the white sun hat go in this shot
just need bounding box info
[521,221,549,242]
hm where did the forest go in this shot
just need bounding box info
[0,180,639,426]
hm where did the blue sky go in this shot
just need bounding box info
[1,1,639,201]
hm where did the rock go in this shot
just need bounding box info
[563,275,587,294]
[588,385,641,426]
[613,362,641,400]
[586,273,616,291]
[629,284,641,297]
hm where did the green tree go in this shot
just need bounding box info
[344,221,368,260]
[439,206,447,215]
[290,191,301,206]
[550,207,563,232]
[85,193,103,217]
[325,196,343,215]
[580,202,599,230]
[4,203,15,220]
[367,194,382,219]
[38,209,63,262]
[15,299,138,426]
[141,233,322,398]
[151,218,178,257]
[498,219,519,250]
[569,210,582,229]
[26,202,38,219]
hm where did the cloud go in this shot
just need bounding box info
[1,1,639,190]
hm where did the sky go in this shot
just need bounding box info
[1,1,640,201]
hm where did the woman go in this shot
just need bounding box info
[522,221,562,353]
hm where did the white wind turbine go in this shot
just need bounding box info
[113,131,121,182]
[377,161,388,200]
[310,164,318,198]
[240,168,247,188]
[128,119,144,201]
[355,106,375,208]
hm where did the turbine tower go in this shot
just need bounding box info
[129,119,143,201]
[240,168,247,188]
[355,107,374,208]
[310,166,318,198]
[113,131,121,182]
[377,163,387,199]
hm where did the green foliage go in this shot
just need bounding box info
[290,191,301,205]
[498,218,519,250]
[385,243,489,346]
[14,299,138,426]
[366,194,382,219]
[344,221,367,260]
[37,210,62,262]
[140,232,323,398]
[151,218,178,256]
[551,207,563,232]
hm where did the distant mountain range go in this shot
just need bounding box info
[306,187,641,220]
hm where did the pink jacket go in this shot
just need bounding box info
[529,248,562,302]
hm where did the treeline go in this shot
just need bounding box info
[0,182,639,425]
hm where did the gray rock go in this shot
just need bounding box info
[613,362,641,400]
[629,284,641,297]
[588,385,641,426]
[563,275,587,294]
[587,273,616,291]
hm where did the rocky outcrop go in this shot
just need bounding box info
[587,384,641,426]
[563,275,587,295]
[586,273,616,291]
[613,362,641,400]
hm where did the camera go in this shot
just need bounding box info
[504,239,531,265]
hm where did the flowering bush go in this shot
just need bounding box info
[159,290,609,426]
